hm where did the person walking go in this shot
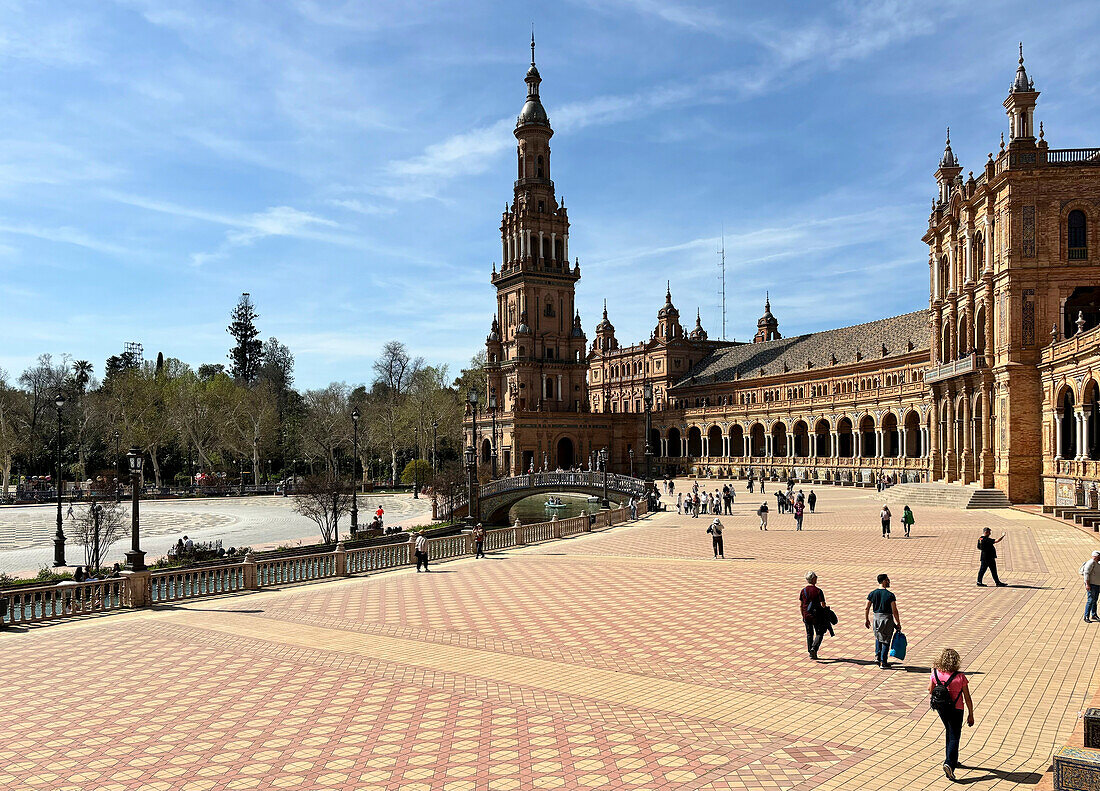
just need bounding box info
[808,489,817,513]
[757,501,769,530]
[902,504,915,538]
[865,573,901,668]
[976,527,1007,586]
[629,496,638,520]
[880,504,892,538]
[799,572,830,659]
[676,492,683,514]
[747,476,754,494]
[473,523,486,559]
[794,497,805,531]
[707,518,725,559]
[1082,550,1100,622]
[415,532,430,572]
[928,648,975,781]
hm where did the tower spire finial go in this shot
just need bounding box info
[765,290,770,310]
[666,280,671,300]
[531,25,536,66]
[603,298,607,318]
[1019,41,1024,65]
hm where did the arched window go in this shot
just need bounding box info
[536,155,544,179]
[1069,210,1088,260]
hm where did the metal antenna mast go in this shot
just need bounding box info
[718,228,727,340]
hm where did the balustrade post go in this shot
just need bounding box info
[121,570,151,608]
[515,524,527,545]
[242,551,258,590]
[334,542,348,577]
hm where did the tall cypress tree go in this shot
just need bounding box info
[227,292,263,384]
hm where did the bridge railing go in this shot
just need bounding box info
[1,501,649,628]
[462,471,647,508]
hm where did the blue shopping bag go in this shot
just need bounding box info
[889,630,907,660]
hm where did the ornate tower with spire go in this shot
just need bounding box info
[754,294,780,342]
[483,38,590,473]
[1005,43,1039,149]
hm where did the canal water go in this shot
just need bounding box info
[505,493,620,526]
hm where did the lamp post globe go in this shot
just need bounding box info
[52,392,66,567]
[351,408,360,534]
[125,446,146,571]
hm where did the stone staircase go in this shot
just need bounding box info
[880,482,1012,509]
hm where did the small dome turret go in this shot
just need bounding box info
[688,308,708,341]
[1011,42,1035,93]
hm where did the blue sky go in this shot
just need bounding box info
[2,0,1100,388]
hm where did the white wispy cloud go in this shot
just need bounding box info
[0,220,129,256]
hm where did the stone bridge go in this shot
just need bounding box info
[440,471,647,524]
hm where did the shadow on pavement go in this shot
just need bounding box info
[954,766,1044,785]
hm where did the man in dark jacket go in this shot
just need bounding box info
[977,527,1007,587]
[799,571,831,659]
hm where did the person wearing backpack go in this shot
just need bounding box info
[706,518,725,559]
[928,648,975,781]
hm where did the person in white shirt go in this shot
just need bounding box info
[415,533,430,572]
[1082,550,1100,621]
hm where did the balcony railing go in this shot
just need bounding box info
[924,353,986,384]
[1046,148,1100,165]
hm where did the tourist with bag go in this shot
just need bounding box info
[902,505,915,538]
[706,518,724,559]
[928,648,975,781]
[880,504,892,538]
[757,501,769,530]
[865,573,901,668]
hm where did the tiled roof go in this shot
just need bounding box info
[672,309,931,388]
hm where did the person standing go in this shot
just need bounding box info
[707,518,724,559]
[865,573,901,668]
[808,490,817,514]
[415,532,430,572]
[880,504,892,538]
[757,501,769,530]
[748,476,754,494]
[629,496,638,519]
[1082,550,1100,622]
[676,492,683,514]
[799,572,828,659]
[726,487,735,513]
[473,523,486,559]
[902,505,915,538]
[794,497,805,531]
[976,527,1007,586]
[928,648,975,781]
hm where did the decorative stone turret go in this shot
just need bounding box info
[753,294,781,343]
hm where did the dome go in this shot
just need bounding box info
[1011,44,1034,93]
[657,283,679,319]
[688,309,708,341]
[518,98,549,127]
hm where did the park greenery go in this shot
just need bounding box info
[0,293,484,499]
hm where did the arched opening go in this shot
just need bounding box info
[939,256,949,299]
[859,415,876,458]
[707,425,723,458]
[667,427,682,458]
[1060,387,1077,459]
[1069,209,1088,260]
[750,423,766,457]
[837,418,854,458]
[958,314,969,355]
[973,232,985,276]
[481,437,492,465]
[556,437,574,470]
[881,413,898,457]
[771,422,788,458]
[728,425,744,457]
[536,155,544,179]
[941,324,951,362]
[904,411,921,457]
[1087,381,1100,461]
[792,420,809,457]
[1064,286,1100,338]
[975,304,987,355]
[814,419,830,457]
[687,426,703,457]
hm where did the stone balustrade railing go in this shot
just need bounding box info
[1,503,645,629]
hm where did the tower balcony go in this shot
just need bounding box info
[924,352,987,384]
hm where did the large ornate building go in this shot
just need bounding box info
[471,44,1100,504]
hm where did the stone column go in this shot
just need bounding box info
[946,391,957,482]
[831,432,838,458]
[854,431,861,459]
[961,392,974,484]
[702,436,709,457]
[1078,411,1088,461]
[1055,410,1064,459]
[766,434,773,458]
[744,436,751,457]
[556,374,562,402]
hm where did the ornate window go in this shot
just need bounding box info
[1069,210,1088,260]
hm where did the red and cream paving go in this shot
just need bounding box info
[2,485,1098,790]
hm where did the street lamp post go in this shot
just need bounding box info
[431,421,438,476]
[125,446,146,571]
[239,459,245,496]
[90,498,102,572]
[53,392,66,567]
[464,445,477,527]
[413,424,420,499]
[351,408,360,534]
[600,447,610,509]
[629,447,634,478]
[643,381,655,503]
[489,387,498,480]
[468,389,479,473]
[113,430,121,503]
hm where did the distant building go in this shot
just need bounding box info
[468,43,1100,504]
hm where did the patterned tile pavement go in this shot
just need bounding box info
[2,484,1099,790]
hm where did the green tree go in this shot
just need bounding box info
[400,458,431,487]
[227,292,263,384]
[370,340,422,486]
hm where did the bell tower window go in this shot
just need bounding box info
[536,155,544,178]
[1069,210,1087,260]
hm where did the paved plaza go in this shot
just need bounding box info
[0,494,434,575]
[2,485,1098,790]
